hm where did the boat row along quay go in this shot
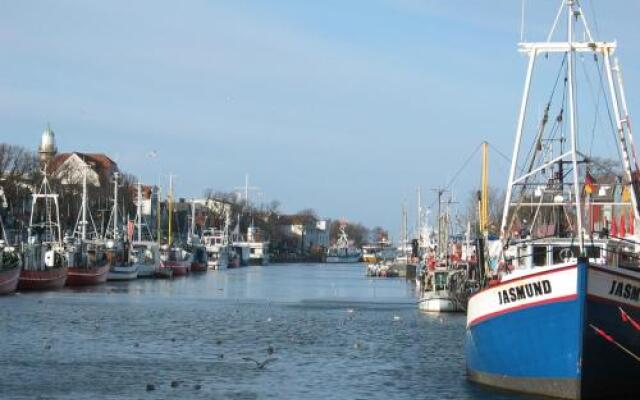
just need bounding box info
[0,128,406,294]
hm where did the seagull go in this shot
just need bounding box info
[242,357,278,369]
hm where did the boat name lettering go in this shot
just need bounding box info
[497,280,552,305]
[608,280,640,302]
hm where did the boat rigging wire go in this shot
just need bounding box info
[594,54,623,164]
[443,142,483,192]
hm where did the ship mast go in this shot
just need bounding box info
[480,142,489,236]
[29,173,62,246]
[136,182,142,243]
[168,174,173,245]
[499,0,640,253]
[416,186,422,243]
[190,199,196,240]
[565,0,584,250]
[156,186,162,245]
[81,166,88,240]
[0,186,7,242]
[112,172,120,241]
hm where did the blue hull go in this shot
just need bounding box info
[466,261,640,399]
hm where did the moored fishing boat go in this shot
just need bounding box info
[105,173,138,281]
[157,175,190,276]
[154,264,173,279]
[466,2,640,398]
[131,242,160,278]
[0,232,21,295]
[66,260,109,286]
[160,245,191,276]
[203,228,229,270]
[187,200,208,272]
[190,244,208,272]
[0,261,21,295]
[18,173,68,291]
[130,183,161,278]
[418,265,464,312]
[0,197,21,294]
[65,166,110,286]
[325,226,362,263]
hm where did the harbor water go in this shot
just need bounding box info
[1,264,530,400]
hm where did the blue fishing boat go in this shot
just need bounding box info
[466,1,640,398]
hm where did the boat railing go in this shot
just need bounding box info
[502,242,640,273]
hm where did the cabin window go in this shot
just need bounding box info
[434,272,447,291]
[553,246,579,263]
[586,246,601,259]
[532,246,547,267]
[619,248,640,270]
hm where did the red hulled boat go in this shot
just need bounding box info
[0,188,21,294]
[191,261,207,272]
[19,173,68,291]
[65,168,111,287]
[18,265,68,291]
[163,260,191,276]
[0,265,21,295]
[66,263,109,286]
[160,245,191,276]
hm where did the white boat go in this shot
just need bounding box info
[203,228,229,270]
[130,183,161,278]
[418,268,464,312]
[107,262,139,281]
[418,296,459,312]
[104,173,138,281]
[325,226,361,263]
[131,242,160,278]
[232,224,269,266]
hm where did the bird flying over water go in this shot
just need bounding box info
[242,357,278,369]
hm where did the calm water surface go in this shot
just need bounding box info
[0,264,534,400]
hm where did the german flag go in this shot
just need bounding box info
[584,171,595,195]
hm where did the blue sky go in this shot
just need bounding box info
[1,0,639,237]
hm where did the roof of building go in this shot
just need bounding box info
[47,152,118,176]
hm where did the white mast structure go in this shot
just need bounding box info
[0,186,6,242]
[73,165,98,242]
[136,182,143,243]
[189,199,197,243]
[417,186,422,243]
[235,173,260,205]
[82,167,88,240]
[499,0,640,254]
[111,172,120,241]
[29,173,62,246]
